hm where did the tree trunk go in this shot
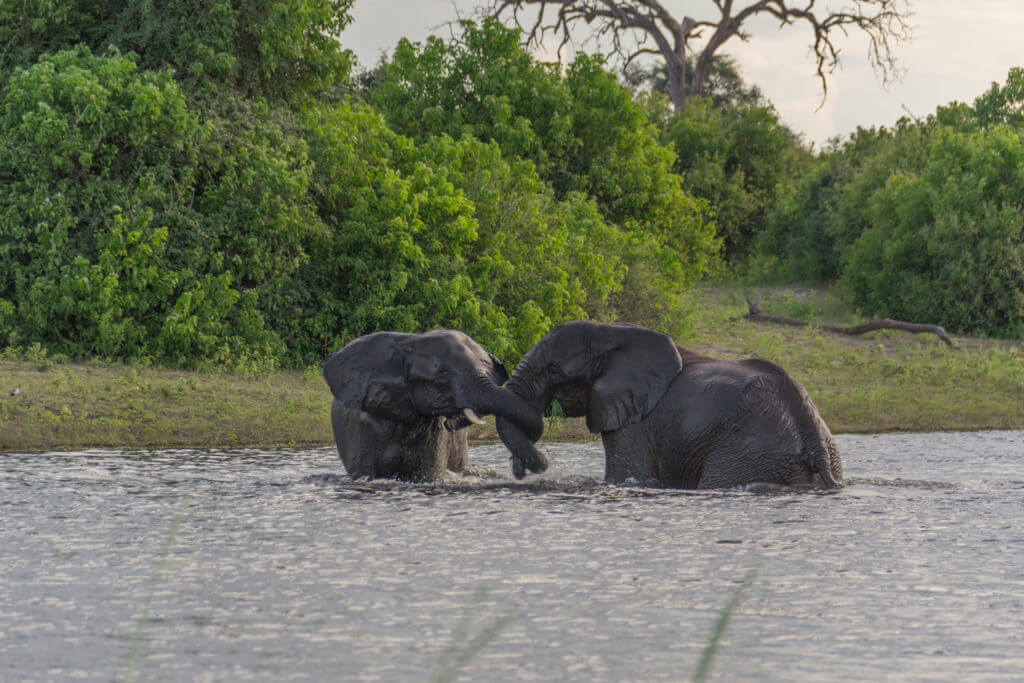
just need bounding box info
[666,59,687,110]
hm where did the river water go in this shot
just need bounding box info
[2,431,1023,681]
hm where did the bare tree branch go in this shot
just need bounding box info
[481,0,912,111]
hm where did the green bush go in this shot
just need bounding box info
[663,96,810,258]
[413,134,625,355]
[280,103,626,362]
[366,19,718,327]
[760,123,931,281]
[0,0,355,100]
[756,68,1024,339]
[0,46,320,367]
[841,126,1024,338]
[0,46,202,359]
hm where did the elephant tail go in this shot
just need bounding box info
[802,400,843,487]
[788,384,842,487]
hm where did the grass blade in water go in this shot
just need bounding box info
[693,566,760,683]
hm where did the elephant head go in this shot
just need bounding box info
[497,321,683,478]
[324,330,547,475]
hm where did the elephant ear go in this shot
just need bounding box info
[587,326,683,433]
[323,333,419,423]
[488,352,509,385]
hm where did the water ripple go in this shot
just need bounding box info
[1,432,1022,680]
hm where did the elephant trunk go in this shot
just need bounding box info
[494,359,552,478]
[470,383,541,439]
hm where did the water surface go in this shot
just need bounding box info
[2,432,1023,680]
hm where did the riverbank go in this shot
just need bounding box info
[1,286,1021,451]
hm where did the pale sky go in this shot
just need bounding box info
[341,1,1024,148]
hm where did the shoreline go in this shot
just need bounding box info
[2,422,1022,455]
[2,287,1021,452]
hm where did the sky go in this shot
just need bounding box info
[339,1,1024,148]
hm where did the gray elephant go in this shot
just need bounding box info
[496,321,842,489]
[323,329,546,481]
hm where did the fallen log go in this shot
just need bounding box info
[742,294,956,347]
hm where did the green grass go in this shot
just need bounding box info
[678,285,1024,433]
[1,284,1021,451]
[0,355,329,450]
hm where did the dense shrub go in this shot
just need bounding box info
[662,96,810,257]
[758,68,1024,339]
[280,103,625,362]
[760,123,932,281]
[366,19,718,327]
[0,46,321,366]
[841,126,1024,338]
[0,0,355,99]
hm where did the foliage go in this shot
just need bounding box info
[366,19,718,327]
[972,67,1024,129]
[0,0,355,99]
[757,68,1024,339]
[281,103,625,362]
[662,95,810,257]
[0,46,318,367]
[759,122,930,281]
[841,126,1024,338]
[412,134,625,354]
[366,19,574,184]
[624,55,765,110]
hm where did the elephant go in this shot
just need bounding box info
[323,329,547,481]
[496,321,842,489]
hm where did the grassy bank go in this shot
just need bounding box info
[1,286,1022,451]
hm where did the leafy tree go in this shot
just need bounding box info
[0,0,355,99]
[366,19,718,326]
[759,122,929,280]
[662,95,810,257]
[841,126,1024,338]
[412,134,625,354]
[756,68,1024,338]
[624,55,764,110]
[0,46,320,366]
[972,67,1024,129]
[367,19,574,184]
[281,102,626,362]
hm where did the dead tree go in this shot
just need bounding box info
[742,295,955,347]
[483,0,912,111]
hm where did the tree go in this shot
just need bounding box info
[624,54,764,109]
[365,20,719,329]
[0,0,355,100]
[484,0,912,111]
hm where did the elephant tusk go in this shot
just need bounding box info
[462,408,486,425]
